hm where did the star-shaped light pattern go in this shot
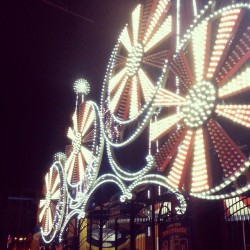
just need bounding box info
[65,101,98,193]
[151,5,250,195]
[104,0,172,123]
[39,166,60,235]
[73,78,90,96]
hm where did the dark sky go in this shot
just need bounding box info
[1,0,141,198]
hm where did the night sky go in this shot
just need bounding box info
[2,0,142,199]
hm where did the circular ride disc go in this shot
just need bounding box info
[39,162,66,243]
[150,3,250,198]
[65,101,104,200]
[101,0,173,146]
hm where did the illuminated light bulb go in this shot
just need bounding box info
[215,105,250,128]
[181,81,216,128]
[72,131,82,154]
[166,130,193,189]
[109,76,128,112]
[144,16,172,52]
[73,78,90,95]
[108,68,127,92]
[120,26,132,51]
[143,0,170,45]
[54,152,67,163]
[150,113,182,141]
[45,191,52,209]
[129,76,140,117]
[206,9,241,79]
[126,43,144,76]
[218,68,250,98]
[131,5,141,44]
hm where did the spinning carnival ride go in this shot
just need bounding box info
[101,0,172,146]
[151,3,250,199]
[38,0,250,244]
[39,159,66,243]
[65,79,104,201]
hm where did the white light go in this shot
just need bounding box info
[166,130,193,189]
[181,81,216,128]
[218,68,250,98]
[216,104,250,128]
[206,9,241,79]
[126,43,144,76]
[73,78,90,95]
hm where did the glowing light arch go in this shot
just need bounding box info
[106,143,155,181]
[89,174,128,203]
[58,173,129,241]
[59,209,83,242]
[121,174,187,214]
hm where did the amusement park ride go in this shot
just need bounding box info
[38,0,250,249]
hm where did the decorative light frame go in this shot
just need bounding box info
[40,161,66,243]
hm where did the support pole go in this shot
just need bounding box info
[72,218,79,250]
[89,217,93,250]
[151,187,156,250]
[115,218,118,250]
[242,221,246,250]
[130,202,136,250]
[99,205,103,250]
